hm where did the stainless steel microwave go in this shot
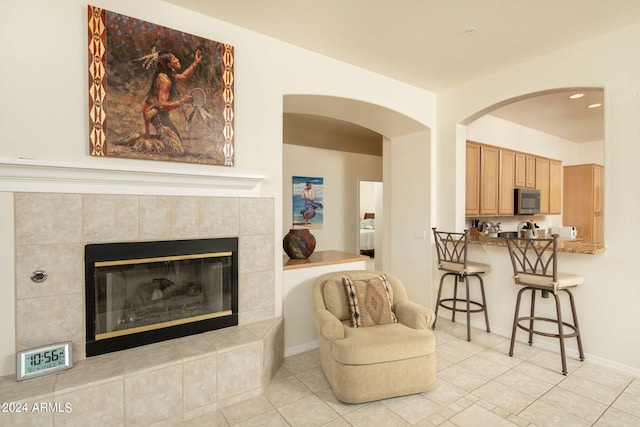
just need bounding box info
[514,188,541,214]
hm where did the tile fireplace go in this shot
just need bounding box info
[4,188,282,422]
[8,187,275,377]
[85,238,238,356]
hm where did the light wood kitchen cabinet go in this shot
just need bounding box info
[465,142,502,217]
[525,156,536,188]
[515,152,526,188]
[549,160,562,214]
[466,142,481,216]
[535,158,562,215]
[499,149,515,215]
[593,214,604,243]
[563,164,604,243]
[515,153,536,188]
[593,164,604,214]
[479,145,499,216]
[535,157,550,214]
[467,141,562,217]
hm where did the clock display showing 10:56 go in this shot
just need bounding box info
[26,348,64,372]
[16,342,73,381]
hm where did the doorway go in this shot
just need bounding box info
[358,179,382,270]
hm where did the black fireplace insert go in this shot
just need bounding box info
[85,238,238,357]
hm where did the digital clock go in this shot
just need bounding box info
[16,342,73,381]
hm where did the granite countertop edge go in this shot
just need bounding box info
[468,236,605,255]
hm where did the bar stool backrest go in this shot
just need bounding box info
[432,228,469,269]
[505,234,559,284]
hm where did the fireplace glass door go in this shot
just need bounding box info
[85,238,238,356]
[93,252,232,339]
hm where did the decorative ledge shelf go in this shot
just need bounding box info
[283,250,369,270]
[0,158,266,197]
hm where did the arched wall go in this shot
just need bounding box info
[436,23,640,373]
[283,95,434,306]
[460,86,603,126]
[284,95,428,138]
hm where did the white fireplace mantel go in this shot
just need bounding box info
[0,157,266,197]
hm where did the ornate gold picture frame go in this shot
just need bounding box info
[88,6,234,166]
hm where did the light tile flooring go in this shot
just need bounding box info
[183,320,640,426]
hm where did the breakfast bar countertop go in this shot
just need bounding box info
[468,235,606,255]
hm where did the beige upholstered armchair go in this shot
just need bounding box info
[312,270,437,403]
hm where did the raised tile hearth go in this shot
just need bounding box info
[0,317,283,425]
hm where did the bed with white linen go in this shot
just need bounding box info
[359,215,375,256]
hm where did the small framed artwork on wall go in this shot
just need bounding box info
[292,176,324,229]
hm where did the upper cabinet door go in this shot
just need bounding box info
[480,145,499,216]
[525,155,536,188]
[499,150,515,216]
[536,157,550,215]
[593,164,604,214]
[515,152,526,188]
[549,160,562,214]
[466,142,481,216]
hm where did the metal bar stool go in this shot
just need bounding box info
[432,228,491,341]
[505,234,585,375]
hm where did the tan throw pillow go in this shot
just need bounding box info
[342,274,397,328]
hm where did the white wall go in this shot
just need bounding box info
[0,0,436,375]
[359,181,380,219]
[468,115,576,161]
[570,139,605,166]
[468,114,604,166]
[387,130,432,304]
[437,23,640,374]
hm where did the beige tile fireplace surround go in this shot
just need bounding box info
[1,191,283,424]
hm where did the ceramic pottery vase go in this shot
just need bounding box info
[283,228,316,259]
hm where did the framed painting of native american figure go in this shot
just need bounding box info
[88,5,235,166]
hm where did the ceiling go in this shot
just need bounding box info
[163,0,640,142]
[489,88,604,143]
[283,113,383,156]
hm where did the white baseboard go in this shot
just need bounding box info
[438,315,640,378]
[284,340,318,358]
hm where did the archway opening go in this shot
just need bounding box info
[462,88,604,243]
[282,94,431,276]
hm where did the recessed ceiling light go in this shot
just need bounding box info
[587,103,602,108]
[569,93,584,99]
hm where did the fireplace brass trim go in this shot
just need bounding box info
[96,310,233,340]
[85,237,239,356]
[94,251,232,268]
